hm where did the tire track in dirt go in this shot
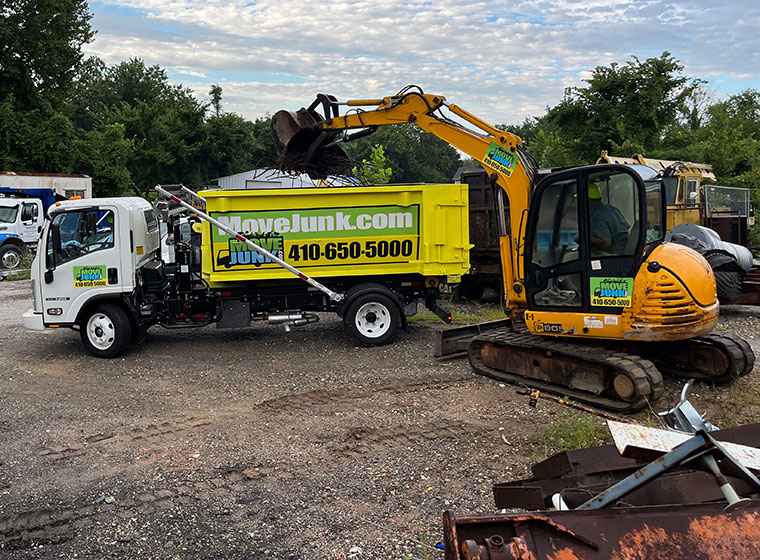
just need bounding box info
[34,377,474,465]
[0,464,261,551]
[256,376,473,412]
[327,419,489,457]
[37,415,213,462]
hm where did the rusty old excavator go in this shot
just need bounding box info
[271,86,754,412]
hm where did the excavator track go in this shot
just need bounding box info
[468,329,663,413]
[637,332,755,385]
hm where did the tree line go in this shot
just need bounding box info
[1,2,759,208]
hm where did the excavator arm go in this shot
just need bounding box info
[272,86,534,307]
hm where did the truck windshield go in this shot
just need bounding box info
[0,205,18,224]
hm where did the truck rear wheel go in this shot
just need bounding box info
[80,304,132,358]
[0,244,23,270]
[344,292,401,346]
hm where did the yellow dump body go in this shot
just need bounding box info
[198,184,470,287]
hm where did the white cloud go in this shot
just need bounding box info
[87,0,760,124]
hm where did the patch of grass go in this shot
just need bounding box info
[408,303,506,326]
[529,412,610,459]
[705,379,760,427]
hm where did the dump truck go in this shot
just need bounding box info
[22,183,470,357]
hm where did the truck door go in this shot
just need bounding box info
[42,206,122,325]
[19,201,41,243]
[525,166,645,313]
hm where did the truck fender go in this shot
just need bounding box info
[75,294,140,330]
[338,283,407,328]
[0,233,26,250]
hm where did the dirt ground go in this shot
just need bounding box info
[1,279,759,559]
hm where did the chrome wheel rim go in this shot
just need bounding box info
[87,313,116,350]
[354,302,391,338]
[1,250,20,269]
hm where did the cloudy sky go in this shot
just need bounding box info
[86,0,760,124]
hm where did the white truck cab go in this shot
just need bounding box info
[24,197,160,355]
[0,197,44,269]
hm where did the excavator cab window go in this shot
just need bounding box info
[526,165,649,312]
[529,178,582,307]
[588,171,640,258]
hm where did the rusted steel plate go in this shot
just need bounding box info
[494,423,760,510]
[607,420,760,470]
[494,468,757,511]
[433,320,511,358]
[444,502,760,559]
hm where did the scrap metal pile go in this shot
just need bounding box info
[442,384,760,559]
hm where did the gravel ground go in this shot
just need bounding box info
[1,279,759,559]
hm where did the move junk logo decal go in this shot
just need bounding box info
[590,277,634,307]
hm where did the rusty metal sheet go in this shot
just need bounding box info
[494,468,757,511]
[494,423,760,510]
[607,420,760,470]
[444,501,760,559]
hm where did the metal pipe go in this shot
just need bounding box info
[154,186,344,302]
[702,453,747,508]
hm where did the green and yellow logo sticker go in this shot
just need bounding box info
[210,204,420,270]
[590,277,634,307]
[73,265,107,288]
[483,142,518,176]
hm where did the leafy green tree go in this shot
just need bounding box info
[203,113,262,179]
[75,123,134,197]
[248,116,279,168]
[344,125,461,183]
[352,144,393,184]
[540,53,702,164]
[209,84,223,118]
[0,0,94,110]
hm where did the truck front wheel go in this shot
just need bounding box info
[344,292,401,346]
[0,244,23,270]
[80,304,132,358]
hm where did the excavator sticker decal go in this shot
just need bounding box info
[590,277,634,307]
[483,142,518,176]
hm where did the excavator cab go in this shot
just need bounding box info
[525,164,663,312]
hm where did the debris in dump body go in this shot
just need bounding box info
[442,389,760,559]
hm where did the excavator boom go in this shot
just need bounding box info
[273,86,754,413]
[272,87,533,308]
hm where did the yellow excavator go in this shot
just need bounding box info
[272,86,754,412]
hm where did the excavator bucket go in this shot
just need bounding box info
[271,108,351,179]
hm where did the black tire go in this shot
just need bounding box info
[715,270,743,302]
[80,303,133,358]
[343,292,402,346]
[0,244,24,270]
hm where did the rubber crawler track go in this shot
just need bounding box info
[643,332,756,384]
[469,329,662,413]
